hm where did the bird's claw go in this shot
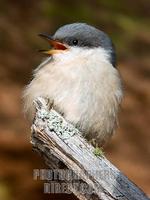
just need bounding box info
[45,98,54,110]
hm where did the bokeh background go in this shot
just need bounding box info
[0,0,150,199]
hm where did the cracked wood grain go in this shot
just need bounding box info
[30,97,149,200]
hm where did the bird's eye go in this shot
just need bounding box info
[72,39,78,45]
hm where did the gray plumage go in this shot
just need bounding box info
[53,23,116,66]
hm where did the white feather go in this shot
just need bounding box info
[23,47,123,145]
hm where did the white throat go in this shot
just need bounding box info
[52,46,111,66]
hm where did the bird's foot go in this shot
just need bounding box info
[46,98,65,117]
[45,97,54,110]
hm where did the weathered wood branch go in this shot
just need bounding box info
[31,97,149,200]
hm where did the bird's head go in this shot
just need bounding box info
[39,23,116,67]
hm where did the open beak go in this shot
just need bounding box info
[38,33,68,55]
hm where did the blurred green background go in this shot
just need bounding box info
[0,0,150,199]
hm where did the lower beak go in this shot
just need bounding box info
[38,33,68,55]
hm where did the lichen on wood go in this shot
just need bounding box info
[31,97,149,200]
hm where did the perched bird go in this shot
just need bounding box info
[23,23,123,147]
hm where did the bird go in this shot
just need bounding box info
[23,23,123,147]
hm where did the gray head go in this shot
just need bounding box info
[53,23,116,67]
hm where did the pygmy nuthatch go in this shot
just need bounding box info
[23,23,123,146]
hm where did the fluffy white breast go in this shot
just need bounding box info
[23,47,123,145]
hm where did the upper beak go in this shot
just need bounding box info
[38,33,68,55]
